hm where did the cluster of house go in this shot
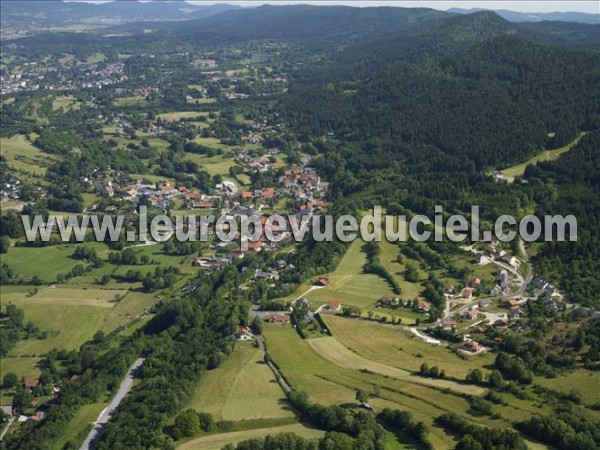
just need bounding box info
[0,72,42,95]
[0,379,61,423]
[61,62,128,91]
[530,278,563,314]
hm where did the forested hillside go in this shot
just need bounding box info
[282,18,600,169]
[526,131,600,308]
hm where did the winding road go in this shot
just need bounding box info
[79,357,146,450]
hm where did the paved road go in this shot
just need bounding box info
[79,357,146,450]
[255,335,292,393]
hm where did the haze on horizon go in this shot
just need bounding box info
[185,1,599,14]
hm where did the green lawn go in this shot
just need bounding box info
[189,341,293,421]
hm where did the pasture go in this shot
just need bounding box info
[86,52,106,64]
[2,286,156,358]
[52,96,81,111]
[177,423,324,450]
[189,341,293,421]
[536,369,600,407]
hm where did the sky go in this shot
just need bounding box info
[184,1,600,14]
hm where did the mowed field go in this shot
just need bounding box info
[322,316,494,379]
[189,341,293,421]
[294,239,392,310]
[262,323,545,448]
[500,133,584,177]
[177,423,325,450]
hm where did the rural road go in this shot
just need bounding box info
[0,416,15,441]
[439,241,533,323]
[255,335,292,394]
[79,357,146,450]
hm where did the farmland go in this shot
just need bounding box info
[156,111,209,121]
[0,286,157,380]
[322,315,495,379]
[0,134,57,181]
[261,323,539,449]
[189,341,293,421]
[176,423,325,450]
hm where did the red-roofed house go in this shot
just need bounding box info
[269,313,290,324]
[315,278,329,287]
[328,300,341,311]
[241,191,253,200]
[23,379,39,390]
[459,340,482,353]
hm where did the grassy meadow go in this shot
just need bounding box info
[322,315,494,379]
[189,341,293,421]
[500,133,585,177]
[177,423,325,450]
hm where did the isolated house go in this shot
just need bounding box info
[314,278,329,287]
[269,313,290,324]
[23,379,39,391]
[328,300,341,311]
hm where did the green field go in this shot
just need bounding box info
[157,111,209,121]
[5,287,126,355]
[380,240,423,299]
[177,423,325,450]
[86,52,106,64]
[281,239,407,315]
[1,286,157,382]
[536,369,600,406]
[500,133,584,177]
[263,324,523,449]
[1,245,89,282]
[52,96,81,111]
[183,152,238,178]
[113,96,148,107]
[0,134,57,180]
[51,400,107,450]
[323,315,494,380]
[189,341,293,421]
